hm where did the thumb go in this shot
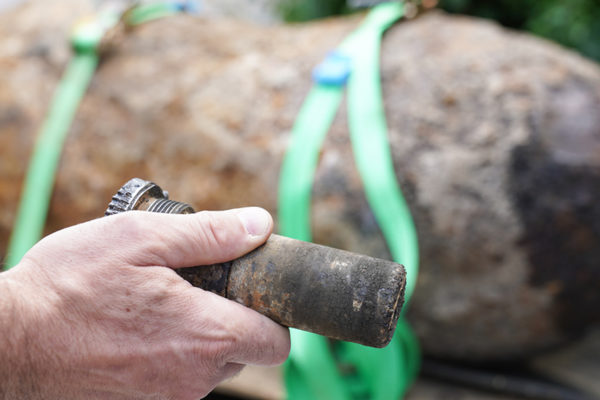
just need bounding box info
[27,207,273,269]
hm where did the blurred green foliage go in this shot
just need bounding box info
[441,0,600,61]
[278,0,600,62]
[278,0,349,22]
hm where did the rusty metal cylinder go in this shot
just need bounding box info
[106,178,406,347]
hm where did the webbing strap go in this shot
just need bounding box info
[344,4,421,395]
[4,3,193,269]
[278,2,420,399]
[278,86,344,241]
[346,2,419,303]
[278,83,348,399]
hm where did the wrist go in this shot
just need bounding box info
[0,267,43,399]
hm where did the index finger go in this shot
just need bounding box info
[197,290,291,366]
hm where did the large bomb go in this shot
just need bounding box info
[1,1,599,361]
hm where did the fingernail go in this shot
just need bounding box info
[237,207,271,237]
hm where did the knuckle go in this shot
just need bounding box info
[140,237,172,266]
[208,334,239,367]
[104,211,148,241]
[256,323,290,365]
[272,337,291,364]
[106,212,175,266]
[221,362,245,381]
[103,212,171,265]
[195,211,233,252]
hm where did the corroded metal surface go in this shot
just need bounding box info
[107,178,406,348]
[227,234,405,346]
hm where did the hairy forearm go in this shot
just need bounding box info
[0,270,39,400]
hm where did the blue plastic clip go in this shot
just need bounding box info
[312,51,353,86]
[172,0,201,14]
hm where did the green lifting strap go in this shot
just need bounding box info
[4,49,99,269]
[346,2,419,303]
[278,2,420,399]
[3,3,188,270]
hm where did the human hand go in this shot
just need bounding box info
[0,208,290,400]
